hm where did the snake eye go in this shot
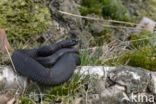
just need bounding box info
[71,39,78,45]
[69,39,78,46]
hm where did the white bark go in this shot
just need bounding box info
[0,66,114,90]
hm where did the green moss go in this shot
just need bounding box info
[0,0,51,44]
[80,0,129,21]
[119,47,156,71]
[104,46,156,71]
[101,0,129,21]
[80,0,102,16]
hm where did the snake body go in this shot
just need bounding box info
[11,39,80,86]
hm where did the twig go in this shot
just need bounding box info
[4,46,17,73]
[58,10,136,26]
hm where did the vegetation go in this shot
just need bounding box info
[119,46,156,71]
[104,31,156,71]
[120,31,156,71]
[80,0,129,21]
[0,0,51,44]
[128,31,155,49]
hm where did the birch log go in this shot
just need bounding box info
[0,65,156,103]
[0,66,114,90]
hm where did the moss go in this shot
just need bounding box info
[0,0,51,45]
[101,0,129,21]
[80,0,102,16]
[119,47,156,71]
[104,46,156,71]
[80,0,129,21]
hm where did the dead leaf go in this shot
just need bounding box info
[0,28,11,53]
[7,97,15,104]
[0,91,13,104]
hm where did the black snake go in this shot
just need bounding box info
[11,39,80,86]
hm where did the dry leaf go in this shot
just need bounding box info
[7,97,15,104]
[0,92,13,104]
[0,28,11,53]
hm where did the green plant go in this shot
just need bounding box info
[119,46,156,71]
[129,31,156,49]
[104,31,156,70]
[80,50,101,65]
[19,97,33,104]
[80,0,102,15]
[80,0,129,21]
[101,0,129,21]
[93,28,112,46]
[0,0,51,45]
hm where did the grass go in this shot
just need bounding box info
[80,0,129,21]
[104,31,156,71]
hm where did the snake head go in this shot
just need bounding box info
[59,39,78,47]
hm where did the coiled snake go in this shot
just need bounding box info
[11,39,80,86]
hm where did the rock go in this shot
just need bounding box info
[108,66,151,94]
[0,66,27,91]
[148,72,156,95]
[48,0,104,47]
[100,85,126,104]
[49,0,83,39]
[136,17,156,33]
[78,66,155,104]
[0,66,156,103]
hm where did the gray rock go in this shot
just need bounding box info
[148,72,156,95]
[78,66,155,104]
[49,0,82,39]
[108,66,151,94]
[48,0,110,47]
[0,66,156,104]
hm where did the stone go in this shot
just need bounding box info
[108,66,151,94]
[148,72,156,95]
[0,66,156,103]
[76,66,155,104]
[136,17,156,33]
[49,0,82,39]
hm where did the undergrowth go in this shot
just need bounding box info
[0,0,51,44]
[80,0,129,21]
[104,31,156,71]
